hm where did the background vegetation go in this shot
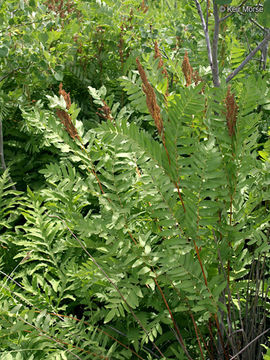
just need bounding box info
[0,0,269,359]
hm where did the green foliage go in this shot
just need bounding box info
[263,341,270,360]
[0,170,23,273]
[0,0,270,359]
[1,67,269,358]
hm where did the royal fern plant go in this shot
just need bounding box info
[0,54,269,360]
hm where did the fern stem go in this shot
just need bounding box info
[162,133,171,165]
[40,311,145,360]
[47,213,166,359]
[173,181,185,212]
[14,316,84,359]
[207,318,218,357]
[192,239,229,358]
[188,311,205,360]
[230,328,270,360]
[192,237,229,359]
[169,277,210,359]
[127,228,138,245]
[214,313,229,360]
[77,140,106,195]
[226,30,270,83]
[192,240,207,286]
[153,276,194,360]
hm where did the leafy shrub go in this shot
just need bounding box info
[0,60,269,359]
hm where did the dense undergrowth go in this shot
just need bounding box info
[0,0,270,359]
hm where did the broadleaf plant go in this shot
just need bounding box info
[0,1,269,359]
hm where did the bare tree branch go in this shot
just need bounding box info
[248,18,267,32]
[219,0,249,22]
[196,0,269,86]
[194,1,221,86]
[0,65,30,83]
[219,12,234,22]
[212,1,220,87]
[230,328,270,360]
[226,30,270,82]
[206,0,209,30]
[194,0,213,68]
[260,38,269,70]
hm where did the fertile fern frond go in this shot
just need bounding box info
[1,64,269,359]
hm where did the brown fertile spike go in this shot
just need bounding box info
[182,51,202,87]
[56,110,80,140]
[182,51,193,87]
[225,86,238,137]
[56,83,79,140]
[154,41,163,68]
[96,100,114,124]
[192,70,202,86]
[59,83,71,110]
[136,57,163,136]
[140,0,148,13]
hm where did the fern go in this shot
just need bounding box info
[1,65,269,359]
[120,71,149,114]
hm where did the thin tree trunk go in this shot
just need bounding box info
[194,0,213,70]
[195,1,269,85]
[212,1,220,87]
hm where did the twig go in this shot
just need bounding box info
[219,0,249,22]
[226,30,270,82]
[247,18,267,32]
[230,328,270,360]
[0,271,25,290]
[0,66,30,83]
[194,0,220,86]
[206,0,209,30]
[194,0,213,68]
[212,2,221,87]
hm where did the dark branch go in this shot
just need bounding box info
[219,0,249,22]
[226,31,270,82]
[0,65,30,83]
[212,1,221,87]
[194,0,213,67]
